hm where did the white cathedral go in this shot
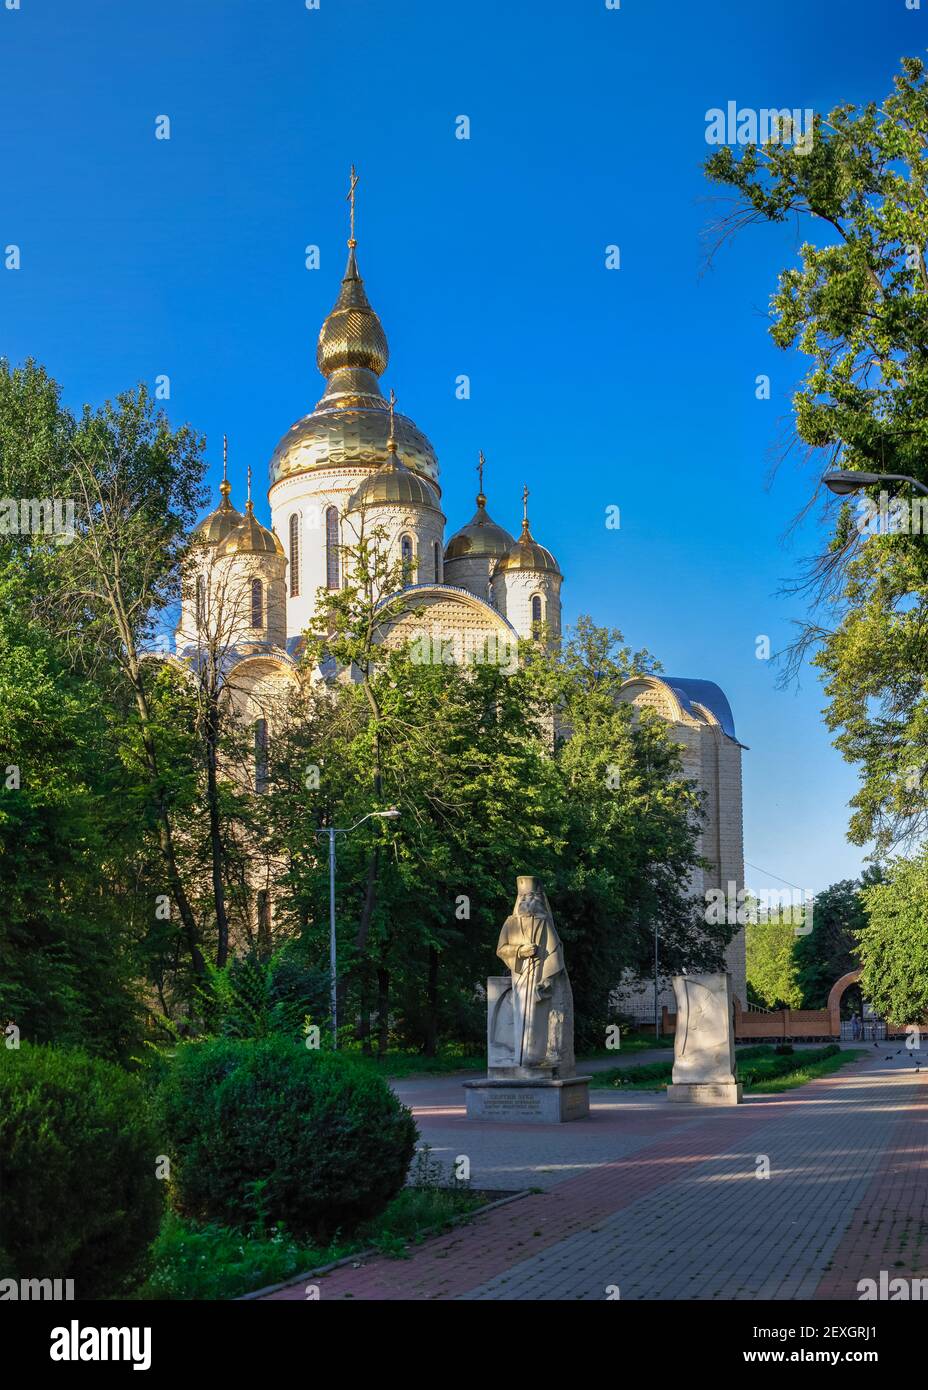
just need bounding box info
[173,183,747,1014]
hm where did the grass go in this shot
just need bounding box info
[346,1032,673,1078]
[589,1044,867,1093]
[343,1048,485,1078]
[139,1183,485,1300]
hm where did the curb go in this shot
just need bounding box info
[237,1188,531,1301]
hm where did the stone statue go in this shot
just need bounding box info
[465,876,590,1121]
[667,971,742,1104]
[489,875,575,1078]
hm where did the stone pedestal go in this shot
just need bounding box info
[463,1075,591,1123]
[666,1081,743,1105]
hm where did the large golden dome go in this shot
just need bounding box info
[270,241,439,488]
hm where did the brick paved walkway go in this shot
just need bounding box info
[262,1048,927,1301]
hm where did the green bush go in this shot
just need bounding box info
[156,1036,418,1241]
[0,1043,163,1297]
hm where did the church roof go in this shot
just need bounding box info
[662,677,741,744]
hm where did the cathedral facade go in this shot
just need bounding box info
[173,189,747,1012]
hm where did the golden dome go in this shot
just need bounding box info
[218,469,285,557]
[316,248,388,378]
[218,506,284,558]
[494,494,561,576]
[195,447,244,544]
[349,457,441,512]
[269,176,439,489]
[445,497,513,561]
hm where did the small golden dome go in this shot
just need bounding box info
[195,443,244,544]
[349,458,441,512]
[495,492,561,576]
[216,466,285,557]
[317,248,389,378]
[349,397,441,512]
[445,497,513,561]
[218,505,285,558]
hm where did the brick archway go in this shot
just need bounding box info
[827,969,863,1036]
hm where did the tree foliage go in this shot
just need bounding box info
[705,56,928,854]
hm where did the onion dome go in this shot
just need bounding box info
[218,467,285,557]
[269,169,439,488]
[445,452,513,561]
[494,487,561,576]
[195,439,244,544]
[348,390,441,513]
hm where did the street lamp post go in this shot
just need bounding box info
[823,468,928,500]
[314,808,400,1048]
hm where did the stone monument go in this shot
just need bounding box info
[666,971,742,1104]
[464,876,591,1122]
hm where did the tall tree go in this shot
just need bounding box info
[705,56,928,855]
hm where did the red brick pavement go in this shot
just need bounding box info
[814,1075,928,1298]
[264,1056,885,1301]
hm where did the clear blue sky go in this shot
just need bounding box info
[1,0,921,893]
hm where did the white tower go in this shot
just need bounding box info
[491,486,562,641]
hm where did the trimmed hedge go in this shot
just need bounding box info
[0,1043,163,1297]
[156,1036,418,1241]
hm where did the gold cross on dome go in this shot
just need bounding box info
[522,484,530,524]
[477,451,486,495]
[347,164,359,247]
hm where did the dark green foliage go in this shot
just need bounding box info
[794,870,881,1007]
[0,1044,163,1297]
[156,1036,418,1240]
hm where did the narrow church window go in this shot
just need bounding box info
[289,514,300,597]
[196,574,206,628]
[251,577,263,628]
[326,506,340,589]
[254,717,269,793]
[531,594,543,634]
[433,540,442,583]
[401,533,413,583]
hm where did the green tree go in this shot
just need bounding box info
[857,850,928,1023]
[745,913,802,1010]
[705,56,928,855]
[793,869,882,1007]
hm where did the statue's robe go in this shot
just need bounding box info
[496,911,574,1073]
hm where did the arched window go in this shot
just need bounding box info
[326,506,340,590]
[254,718,269,793]
[195,574,206,628]
[433,540,442,583]
[251,577,263,628]
[401,533,414,584]
[531,594,543,635]
[288,514,300,597]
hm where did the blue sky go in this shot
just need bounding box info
[1,0,922,893]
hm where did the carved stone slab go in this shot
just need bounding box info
[667,971,743,1105]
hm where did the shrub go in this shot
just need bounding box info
[0,1043,163,1297]
[156,1036,418,1241]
